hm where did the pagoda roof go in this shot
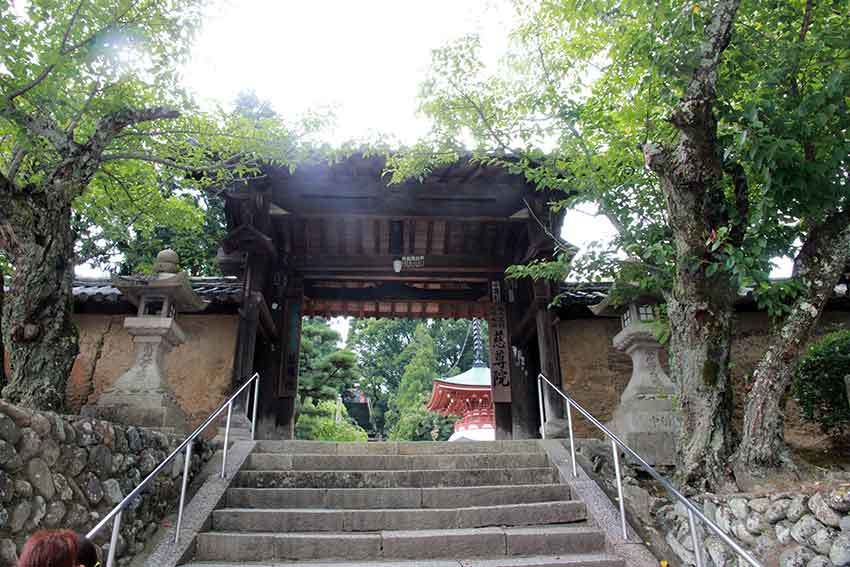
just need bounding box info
[440,366,491,387]
[426,366,492,415]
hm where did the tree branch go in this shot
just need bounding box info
[682,0,742,104]
[4,0,86,102]
[7,145,26,181]
[725,161,750,246]
[66,82,105,134]
[100,151,245,172]
[446,77,520,155]
[88,107,181,153]
[0,102,75,154]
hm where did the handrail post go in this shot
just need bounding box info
[537,373,762,567]
[251,375,260,441]
[537,374,546,440]
[174,441,193,544]
[611,438,628,541]
[688,508,704,567]
[106,509,122,567]
[565,399,577,478]
[221,401,233,478]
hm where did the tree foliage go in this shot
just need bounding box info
[386,324,455,441]
[298,318,359,405]
[348,318,485,438]
[391,0,850,485]
[296,399,368,442]
[793,330,850,435]
[0,0,318,409]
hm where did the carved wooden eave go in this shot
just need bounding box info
[221,224,277,260]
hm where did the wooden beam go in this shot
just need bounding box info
[425,221,434,255]
[221,224,277,259]
[293,254,510,273]
[304,281,488,302]
[248,291,279,341]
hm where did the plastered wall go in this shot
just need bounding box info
[557,310,850,447]
[66,314,239,427]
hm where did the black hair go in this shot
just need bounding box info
[75,534,100,567]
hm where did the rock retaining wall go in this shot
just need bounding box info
[0,399,213,566]
[657,486,850,566]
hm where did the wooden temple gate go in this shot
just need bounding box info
[218,155,564,439]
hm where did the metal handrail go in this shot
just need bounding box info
[537,373,762,567]
[86,372,261,567]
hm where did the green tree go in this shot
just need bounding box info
[298,318,359,405]
[386,324,455,441]
[392,0,850,486]
[347,318,418,434]
[0,1,311,410]
[296,398,368,442]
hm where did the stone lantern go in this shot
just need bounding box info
[91,249,206,433]
[591,293,680,465]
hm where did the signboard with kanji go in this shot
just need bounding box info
[488,303,512,403]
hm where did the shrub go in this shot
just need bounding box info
[296,399,369,442]
[793,330,850,434]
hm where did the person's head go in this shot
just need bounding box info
[17,530,77,567]
[74,534,101,567]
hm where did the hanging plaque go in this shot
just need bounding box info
[488,303,512,403]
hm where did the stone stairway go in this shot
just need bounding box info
[182,440,625,567]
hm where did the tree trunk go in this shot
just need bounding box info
[1,198,78,411]
[735,213,850,476]
[641,0,742,489]
[667,273,736,489]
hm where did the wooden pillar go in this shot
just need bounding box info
[534,280,565,437]
[255,274,303,440]
[231,254,265,417]
[509,343,537,439]
[487,281,512,440]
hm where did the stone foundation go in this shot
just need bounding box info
[656,487,850,566]
[0,400,213,566]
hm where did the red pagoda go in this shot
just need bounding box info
[426,320,495,441]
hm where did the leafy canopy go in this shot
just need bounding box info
[0,0,322,260]
[390,1,850,314]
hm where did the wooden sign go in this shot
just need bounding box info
[488,303,512,403]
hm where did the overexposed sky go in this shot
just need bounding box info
[183,0,513,145]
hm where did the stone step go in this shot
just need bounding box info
[182,553,625,567]
[212,501,587,532]
[232,467,559,489]
[244,452,551,471]
[253,440,544,455]
[225,484,572,509]
[195,526,607,562]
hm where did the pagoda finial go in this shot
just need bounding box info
[472,318,485,368]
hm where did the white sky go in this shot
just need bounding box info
[183,0,513,145]
[76,0,792,326]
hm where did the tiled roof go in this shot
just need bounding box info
[71,277,242,305]
[558,282,612,305]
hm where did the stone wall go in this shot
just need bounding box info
[0,399,213,567]
[657,486,850,566]
[557,310,850,445]
[66,314,239,428]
